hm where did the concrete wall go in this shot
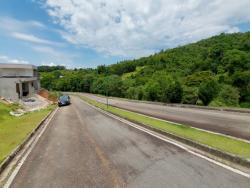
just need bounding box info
[0,78,19,101]
[0,78,40,101]
[0,68,34,77]
[29,81,35,94]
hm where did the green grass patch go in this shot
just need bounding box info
[79,95,250,159]
[0,103,55,163]
[48,91,62,102]
[121,66,144,80]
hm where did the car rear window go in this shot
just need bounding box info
[59,96,69,100]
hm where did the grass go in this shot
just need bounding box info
[0,103,55,163]
[48,91,62,102]
[79,95,250,159]
[121,66,144,80]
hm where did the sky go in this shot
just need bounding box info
[0,0,250,68]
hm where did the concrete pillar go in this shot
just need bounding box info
[28,82,33,96]
[19,82,23,99]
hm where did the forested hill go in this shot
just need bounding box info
[39,32,250,108]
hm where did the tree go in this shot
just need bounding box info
[182,87,199,104]
[81,74,95,92]
[143,80,161,101]
[154,73,183,103]
[198,80,220,105]
[91,75,124,97]
[185,71,214,87]
[40,73,56,90]
[97,65,108,75]
[91,77,106,94]
[126,87,137,99]
[38,65,65,72]
[104,75,124,97]
[210,85,240,107]
[222,49,248,74]
[232,71,250,102]
[38,32,250,108]
[160,78,183,103]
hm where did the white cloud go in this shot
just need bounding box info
[0,17,63,47]
[43,0,250,57]
[40,61,70,68]
[0,55,30,64]
[11,32,62,46]
[0,17,45,32]
[41,62,56,66]
[32,45,78,65]
[33,45,71,57]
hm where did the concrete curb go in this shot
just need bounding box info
[132,121,250,168]
[0,107,57,175]
[81,98,250,169]
[113,112,250,168]
[83,93,250,114]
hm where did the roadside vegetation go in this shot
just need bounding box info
[40,32,250,108]
[0,102,54,163]
[38,89,62,102]
[79,95,250,159]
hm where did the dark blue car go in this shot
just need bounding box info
[58,95,71,107]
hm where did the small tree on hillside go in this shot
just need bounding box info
[198,80,220,105]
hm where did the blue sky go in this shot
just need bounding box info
[0,0,124,68]
[0,0,250,68]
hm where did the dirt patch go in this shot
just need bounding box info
[38,89,57,103]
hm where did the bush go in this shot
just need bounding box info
[240,102,250,108]
[126,86,145,100]
[198,80,220,105]
[91,75,124,97]
[210,85,240,107]
[154,74,183,103]
[143,81,161,101]
[182,87,199,104]
[126,87,137,99]
[161,80,183,103]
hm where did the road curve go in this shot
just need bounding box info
[80,93,250,140]
[9,96,249,188]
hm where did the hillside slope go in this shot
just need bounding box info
[39,32,250,108]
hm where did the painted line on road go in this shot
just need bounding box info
[115,107,250,144]
[3,108,59,188]
[80,99,250,178]
[82,94,250,143]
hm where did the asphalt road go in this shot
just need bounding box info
[9,96,249,188]
[80,93,250,140]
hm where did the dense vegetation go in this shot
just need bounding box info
[39,32,250,108]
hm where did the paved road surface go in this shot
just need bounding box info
[9,96,249,188]
[81,93,250,140]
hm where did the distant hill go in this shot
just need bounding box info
[39,32,250,108]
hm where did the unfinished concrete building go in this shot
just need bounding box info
[0,63,40,101]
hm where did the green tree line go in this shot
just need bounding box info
[39,32,250,108]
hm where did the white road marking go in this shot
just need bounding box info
[83,93,250,143]
[80,99,250,178]
[3,108,59,188]
[124,109,250,143]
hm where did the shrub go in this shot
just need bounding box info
[210,85,240,107]
[198,80,220,105]
[182,87,199,104]
[143,81,161,101]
